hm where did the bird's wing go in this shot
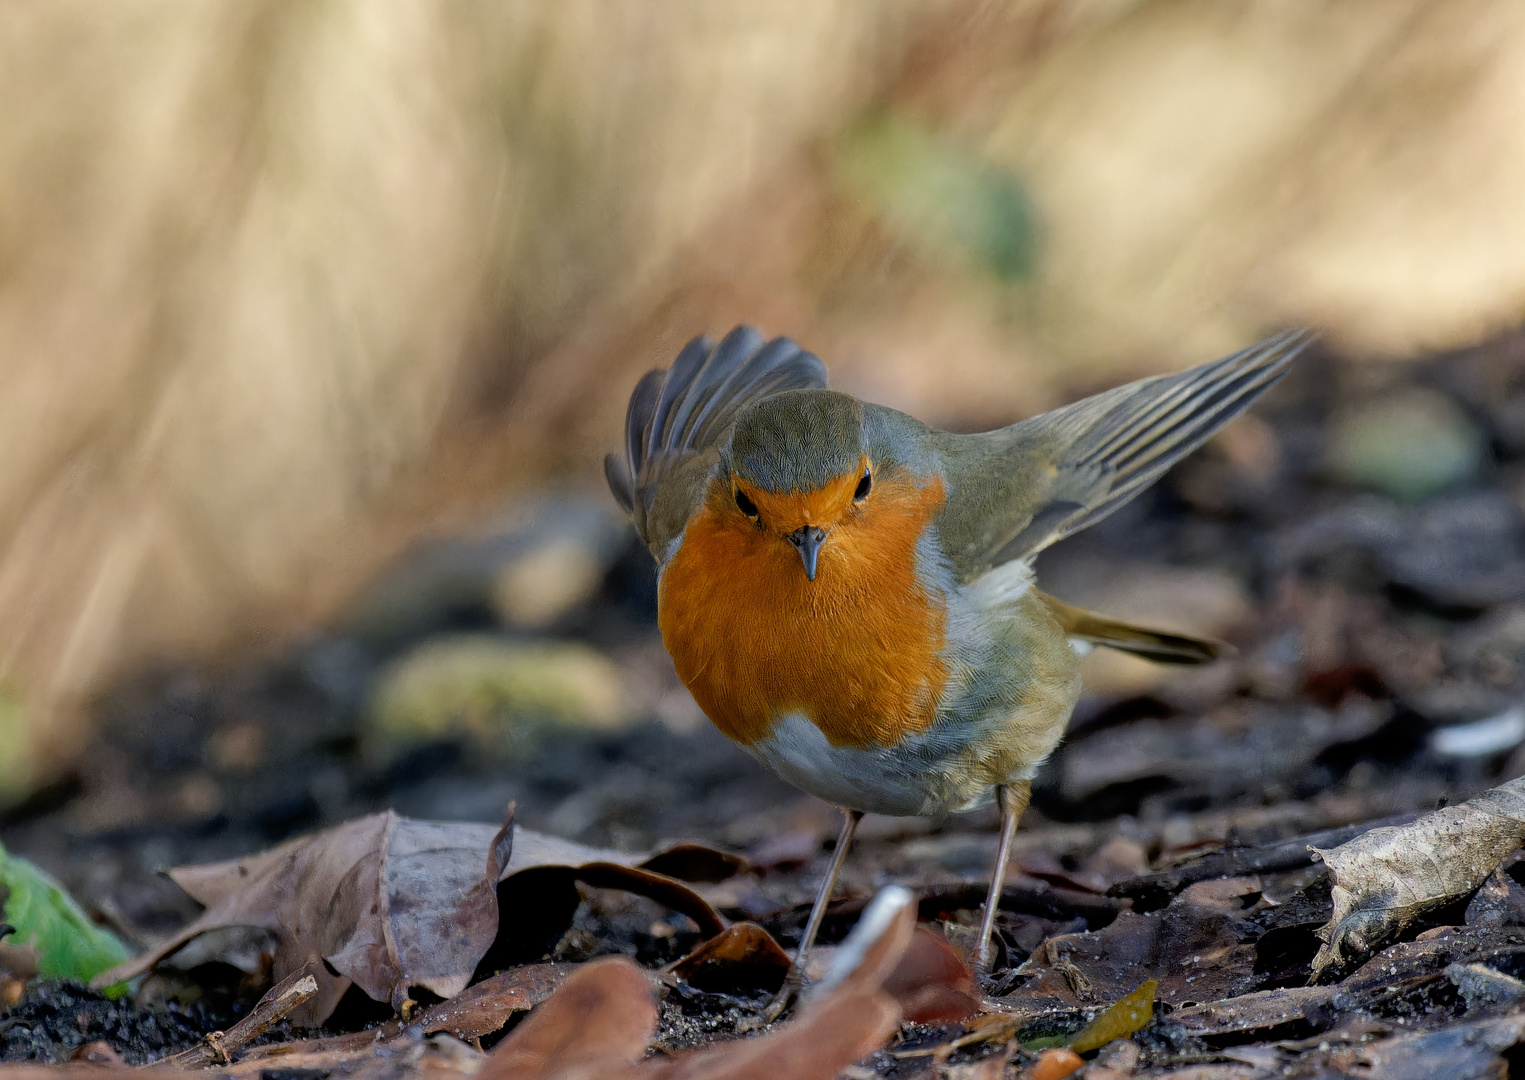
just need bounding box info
[936,329,1315,578]
[605,326,828,555]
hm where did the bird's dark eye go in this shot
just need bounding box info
[853,469,872,502]
[734,488,758,517]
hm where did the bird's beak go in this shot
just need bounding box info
[788,526,827,581]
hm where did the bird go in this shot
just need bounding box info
[605,325,1312,1011]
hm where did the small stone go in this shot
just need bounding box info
[367,635,630,760]
[1326,387,1485,502]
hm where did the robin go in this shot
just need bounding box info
[606,325,1311,1008]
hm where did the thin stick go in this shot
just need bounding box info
[156,970,319,1068]
[977,782,1030,971]
[764,807,862,1021]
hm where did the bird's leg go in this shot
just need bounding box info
[976,781,1031,972]
[763,807,863,1021]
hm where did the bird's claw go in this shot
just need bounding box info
[761,971,802,1023]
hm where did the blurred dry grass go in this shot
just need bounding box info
[3,0,1525,793]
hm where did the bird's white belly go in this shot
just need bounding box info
[745,712,940,816]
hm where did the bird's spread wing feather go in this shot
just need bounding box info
[937,329,1315,578]
[605,327,828,552]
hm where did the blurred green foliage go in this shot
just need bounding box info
[0,841,131,987]
[0,685,30,801]
[835,112,1036,281]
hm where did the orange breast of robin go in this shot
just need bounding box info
[658,471,950,749]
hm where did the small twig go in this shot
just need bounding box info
[890,1013,1021,1060]
[156,971,318,1068]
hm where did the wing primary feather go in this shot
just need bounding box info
[667,326,766,453]
[622,368,664,486]
[1073,330,1306,480]
[645,335,712,462]
[1101,356,1289,475]
[685,335,796,450]
[690,339,823,451]
[604,453,635,513]
[1083,331,1303,469]
[973,328,1314,567]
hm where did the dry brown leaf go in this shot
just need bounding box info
[642,888,916,1080]
[94,812,738,1023]
[1310,776,1525,979]
[414,963,573,1043]
[477,887,918,1080]
[95,810,514,1022]
[880,925,981,1024]
[479,956,660,1080]
[666,922,792,994]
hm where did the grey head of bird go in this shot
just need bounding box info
[720,389,873,582]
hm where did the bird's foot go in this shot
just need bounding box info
[761,971,803,1023]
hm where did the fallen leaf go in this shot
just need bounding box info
[1087,1038,1142,1078]
[93,811,739,1021]
[479,887,918,1080]
[1069,979,1155,1053]
[479,956,658,1080]
[942,1054,1012,1080]
[667,922,791,994]
[646,887,916,1080]
[569,863,726,937]
[881,925,981,1023]
[415,963,572,1042]
[637,844,750,884]
[1310,776,1525,979]
[1445,962,1525,1012]
[69,1041,124,1066]
[1168,986,1339,1042]
[0,840,131,985]
[1108,814,1418,910]
[1012,902,1253,1010]
[1352,1009,1525,1080]
[94,810,515,1022]
[1018,1047,1084,1080]
[1464,867,1525,929]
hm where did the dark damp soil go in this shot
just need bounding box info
[8,329,1525,1070]
[0,981,223,1065]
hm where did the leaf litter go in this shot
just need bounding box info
[16,336,1525,1074]
[1310,774,1525,979]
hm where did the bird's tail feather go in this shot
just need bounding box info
[1037,591,1225,665]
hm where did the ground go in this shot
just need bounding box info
[5,333,1525,1077]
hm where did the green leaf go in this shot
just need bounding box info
[835,112,1037,281]
[0,841,132,985]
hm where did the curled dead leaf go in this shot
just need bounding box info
[881,926,981,1024]
[667,922,792,994]
[94,809,740,1023]
[1310,776,1525,979]
[95,810,515,1022]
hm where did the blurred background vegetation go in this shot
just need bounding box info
[3,0,1525,799]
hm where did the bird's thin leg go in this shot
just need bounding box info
[976,781,1031,972]
[764,807,862,1021]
